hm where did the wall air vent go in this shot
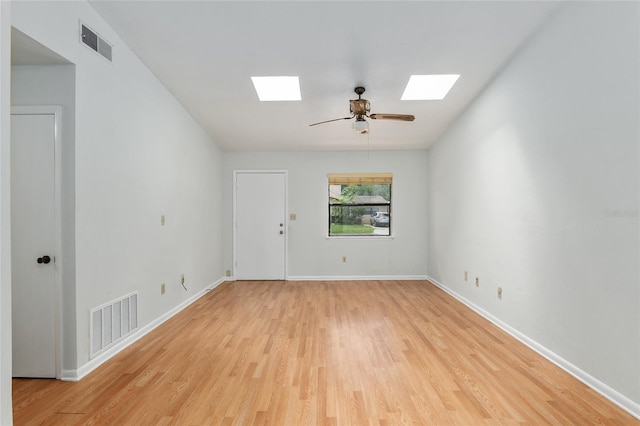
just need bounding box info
[90,292,138,359]
[80,23,112,62]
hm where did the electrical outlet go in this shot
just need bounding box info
[289,213,297,220]
[342,256,347,263]
[161,283,165,295]
[475,277,479,287]
[497,287,503,299]
[225,270,231,277]
[464,271,468,281]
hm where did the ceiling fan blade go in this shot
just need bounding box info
[309,116,353,127]
[369,113,415,122]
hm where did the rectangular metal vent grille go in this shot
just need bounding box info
[81,24,112,62]
[90,292,138,358]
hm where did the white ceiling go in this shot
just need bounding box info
[87,2,557,151]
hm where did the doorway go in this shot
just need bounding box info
[11,107,62,378]
[233,170,287,280]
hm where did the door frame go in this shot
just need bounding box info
[11,105,63,379]
[232,169,288,280]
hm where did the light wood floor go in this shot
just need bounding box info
[13,280,638,425]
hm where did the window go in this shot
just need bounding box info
[328,173,392,237]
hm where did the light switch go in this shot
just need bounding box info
[160,215,165,226]
[290,213,297,220]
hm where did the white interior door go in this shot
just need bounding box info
[234,171,287,280]
[11,111,58,378]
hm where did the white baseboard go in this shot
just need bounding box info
[426,276,640,420]
[226,275,428,282]
[287,275,429,281]
[62,277,226,382]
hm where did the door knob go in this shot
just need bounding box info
[37,255,51,264]
[280,223,284,227]
[279,230,284,235]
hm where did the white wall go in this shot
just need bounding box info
[0,1,12,423]
[223,150,429,279]
[11,0,225,377]
[428,1,639,411]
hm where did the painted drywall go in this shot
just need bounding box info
[11,1,225,373]
[428,1,639,407]
[0,1,12,423]
[11,64,78,371]
[223,150,429,279]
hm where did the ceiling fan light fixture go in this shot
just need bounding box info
[401,74,460,100]
[352,118,369,134]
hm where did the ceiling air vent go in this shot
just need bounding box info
[81,23,112,62]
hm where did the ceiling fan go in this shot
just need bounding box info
[309,86,415,134]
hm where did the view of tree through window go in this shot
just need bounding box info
[328,173,392,236]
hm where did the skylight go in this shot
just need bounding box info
[401,74,460,100]
[251,76,301,101]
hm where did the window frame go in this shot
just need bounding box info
[327,173,392,238]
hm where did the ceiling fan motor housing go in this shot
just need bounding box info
[350,99,370,116]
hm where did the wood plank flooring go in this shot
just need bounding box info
[13,280,638,425]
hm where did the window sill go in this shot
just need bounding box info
[326,235,394,240]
